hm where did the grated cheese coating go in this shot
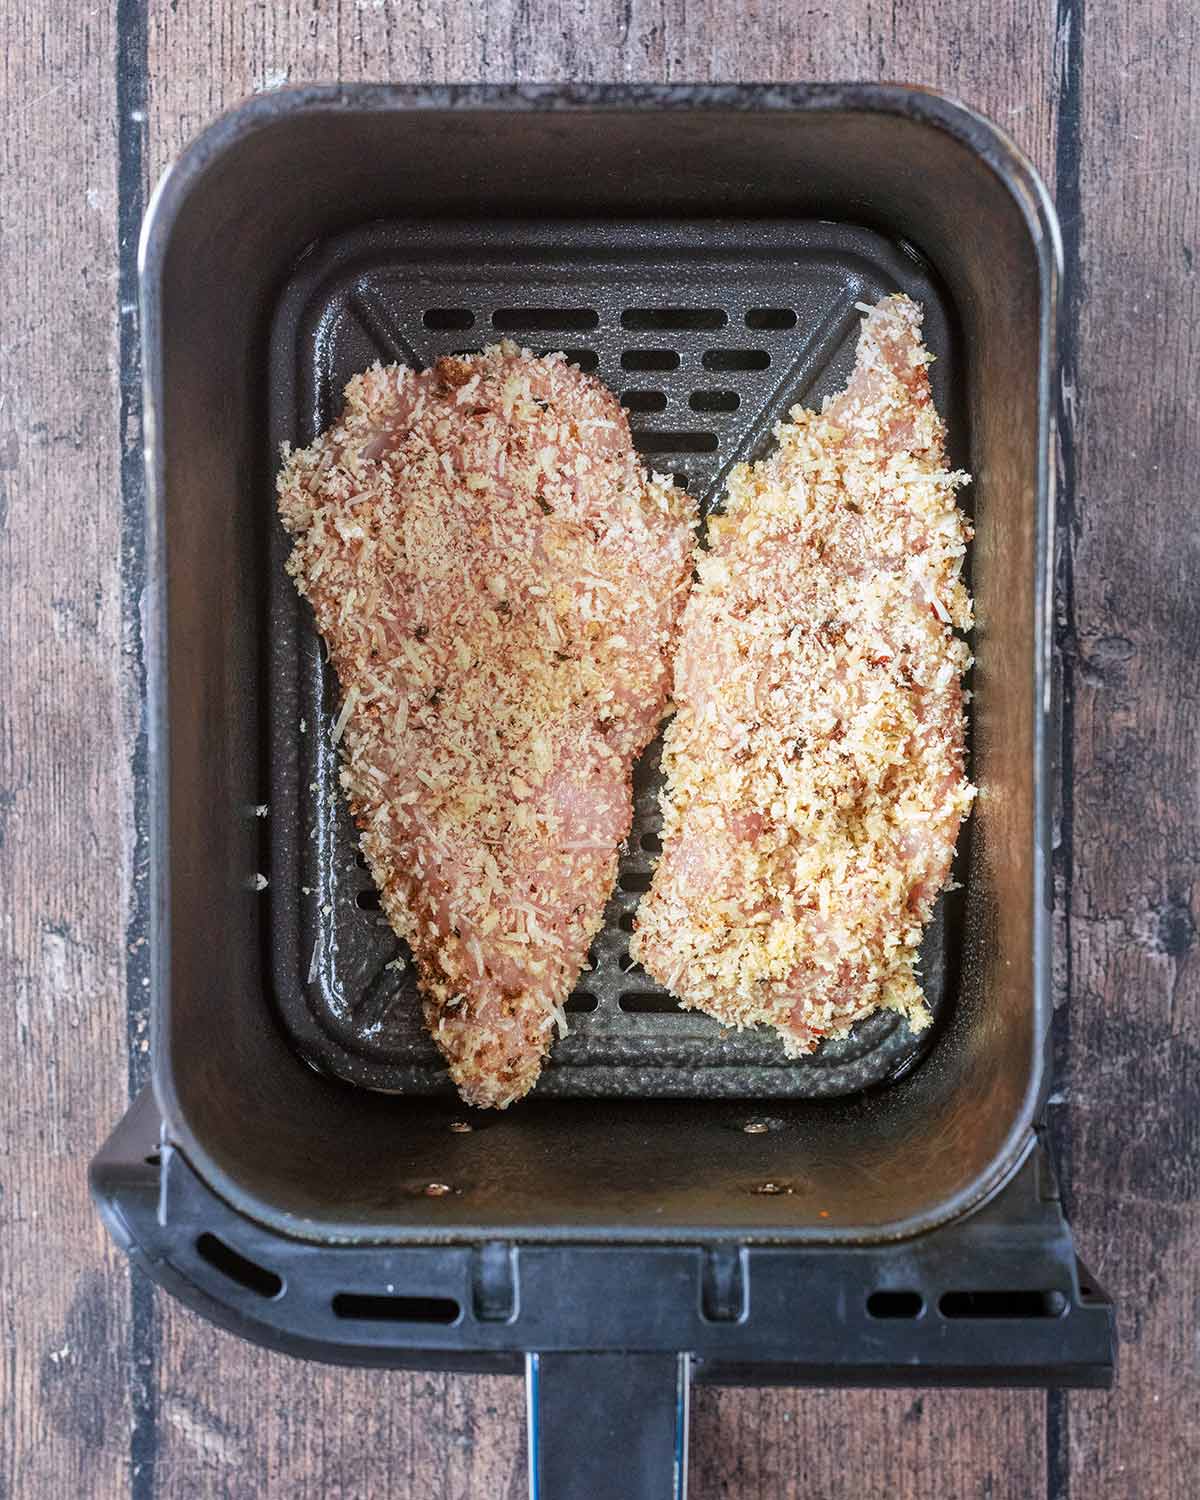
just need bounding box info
[278,343,695,1107]
[631,295,975,1053]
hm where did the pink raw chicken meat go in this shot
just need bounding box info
[278,343,695,1107]
[632,294,975,1052]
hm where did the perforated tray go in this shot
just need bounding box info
[267,218,970,1099]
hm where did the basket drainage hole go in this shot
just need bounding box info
[622,390,668,414]
[564,349,600,372]
[332,1293,460,1325]
[619,990,680,1013]
[746,308,798,330]
[622,308,727,331]
[423,308,474,330]
[196,1233,283,1299]
[619,871,651,893]
[689,389,739,413]
[939,1290,1068,1319]
[492,308,599,331]
[621,349,679,372]
[356,888,382,910]
[703,349,770,372]
[618,912,635,933]
[565,991,599,1013]
[640,831,663,854]
[635,431,719,455]
[867,1290,925,1320]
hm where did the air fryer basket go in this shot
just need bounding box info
[93,85,1113,1500]
[271,216,967,1098]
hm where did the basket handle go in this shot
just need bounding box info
[526,1351,690,1500]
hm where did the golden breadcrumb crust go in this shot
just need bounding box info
[278,344,695,1105]
[632,296,974,1052]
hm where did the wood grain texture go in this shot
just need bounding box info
[151,1361,525,1499]
[689,1385,1044,1499]
[0,2,134,1499]
[143,0,1058,185]
[1059,2,1200,1497]
[3,0,1197,1493]
[140,3,1054,1497]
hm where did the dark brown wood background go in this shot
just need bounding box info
[2,1,1196,1495]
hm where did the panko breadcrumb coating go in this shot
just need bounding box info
[278,343,695,1107]
[632,295,974,1052]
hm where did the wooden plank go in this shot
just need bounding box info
[691,1386,1046,1499]
[1060,1,1200,1496]
[135,4,1056,1496]
[152,1357,525,1498]
[0,2,134,1498]
[144,0,1057,186]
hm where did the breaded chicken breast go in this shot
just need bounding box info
[278,343,695,1106]
[632,295,974,1052]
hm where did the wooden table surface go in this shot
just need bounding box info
[2,1,1197,1495]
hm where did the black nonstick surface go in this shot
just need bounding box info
[267,217,970,1099]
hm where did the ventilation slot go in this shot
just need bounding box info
[491,308,599,331]
[423,308,474,330]
[622,308,727,330]
[619,991,681,1014]
[939,1290,1068,1319]
[746,308,797,329]
[689,389,739,413]
[867,1290,925,1319]
[621,349,679,371]
[564,349,600,372]
[622,390,668,413]
[196,1234,283,1299]
[634,431,719,455]
[702,349,770,371]
[565,991,598,1013]
[332,1293,460,1324]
